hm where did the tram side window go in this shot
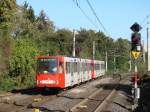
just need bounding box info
[58,62,64,74]
[83,63,85,71]
[85,63,87,71]
[66,62,70,73]
[87,63,89,71]
[94,64,100,70]
[82,63,84,72]
[101,63,105,70]
[96,64,98,70]
[66,62,74,73]
[99,64,101,70]
[88,63,91,71]
[77,62,80,72]
[94,64,96,70]
[74,62,77,73]
[98,64,100,70]
[86,63,88,71]
[80,63,83,72]
[70,62,75,73]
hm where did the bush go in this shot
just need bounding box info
[0,38,39,91]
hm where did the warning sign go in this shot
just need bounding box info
[131,51,141,60]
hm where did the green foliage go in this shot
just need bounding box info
[37,10,54,31]
[0,76,16,91]
[8,38,38,88]
[26,6,35,22]
[0,0,16,23]
[0,24,14,77]
[9,38,38,76]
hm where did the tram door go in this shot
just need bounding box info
[70,62,74,85]
[81,62,85,82]
[65,62,74,87]
[77,62,82,83]
[71,61,81,85]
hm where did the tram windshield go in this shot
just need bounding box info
[37,58,58,74]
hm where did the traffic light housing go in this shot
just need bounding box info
[131,33,141,51]
[130,23,142,32]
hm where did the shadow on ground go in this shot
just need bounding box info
[96,83,132,96]
[35,107,66,112]
[11,87,61,96]
[96,82,133,111]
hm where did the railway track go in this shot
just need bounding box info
[70,78,120,112]
[69,75,130,112]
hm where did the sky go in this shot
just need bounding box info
[16,0,150,46]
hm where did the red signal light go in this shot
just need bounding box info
[131,33,141,44]
[131,33,141,51]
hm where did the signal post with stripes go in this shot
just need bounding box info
[130,22,142,109]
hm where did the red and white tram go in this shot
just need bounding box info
[36,56,105,88]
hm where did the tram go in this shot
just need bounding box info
[36,56,105,88]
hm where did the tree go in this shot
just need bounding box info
[27,6,35,22]
[55,29,73,55]
[37,10,54,31]
[0,0,16,23]
[0,31,13,77]
[115,38,130,71]
[9,38,39,88]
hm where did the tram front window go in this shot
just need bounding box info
[38,58,58,74]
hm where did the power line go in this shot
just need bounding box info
[141,14,150,29]
[86,0,110,36]
[141,21,149,31]
[72,0,98,29]
[141,14,150,25]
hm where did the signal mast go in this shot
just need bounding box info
[130,22,142,109]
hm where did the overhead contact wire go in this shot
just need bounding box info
[72,0,98,29]
[86,0,110,36]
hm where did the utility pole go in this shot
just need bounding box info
[147,27,150,72]
[142,40,145,63]
[129,51,132,72]
[105,51,108,72]
[114,53,116,73]
[73,30,76,57]
[93,41,95,59]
